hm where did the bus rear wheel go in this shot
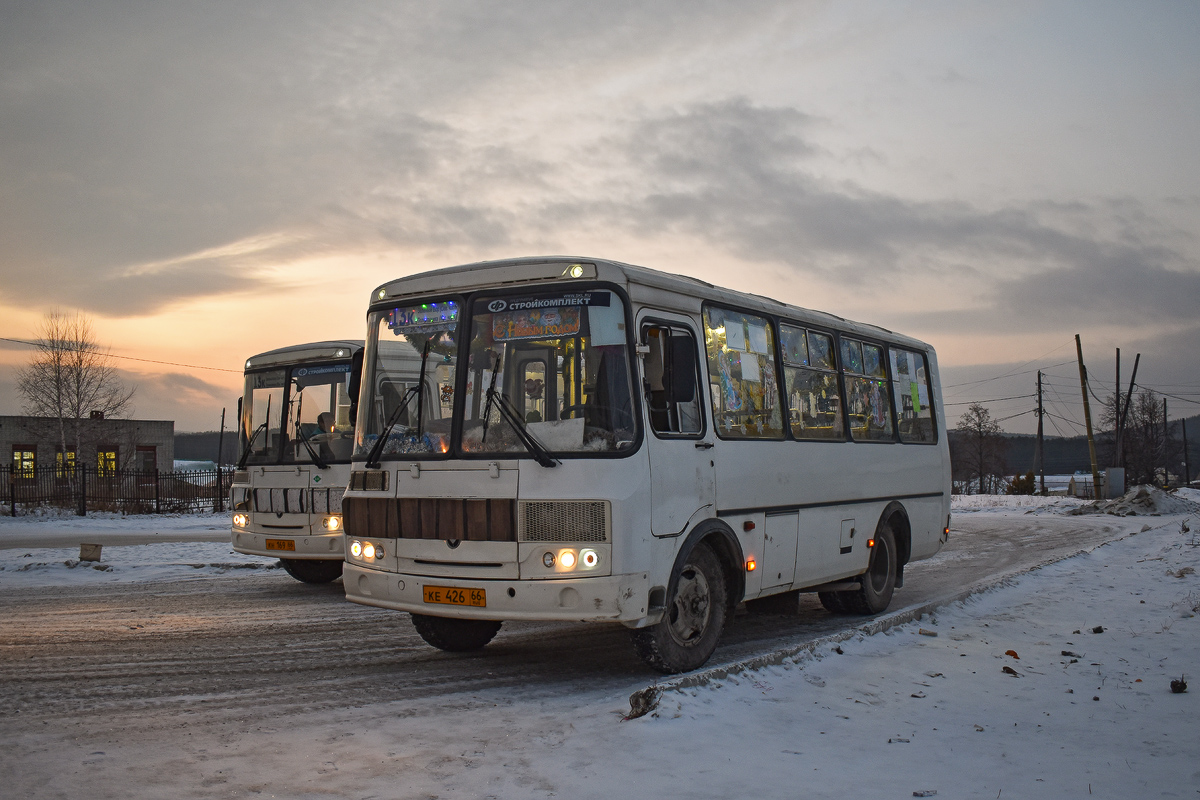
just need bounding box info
[280,558,344,584]
[839,522,898,615]
[630,542,728,674]
[411,614,502,652]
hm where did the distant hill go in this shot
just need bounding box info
[975,412,1200,478]
[175,431,238,465]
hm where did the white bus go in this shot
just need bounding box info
[342,258,951,672]
[231,340,364,583]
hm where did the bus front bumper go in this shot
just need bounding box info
[343,563,652,624]
[231,530,345,559]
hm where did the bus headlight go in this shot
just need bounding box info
[363,542,376,559]
[350,540,362,558]
[558,550,577,569]
[232,513,248,528]
[321,515,342,531]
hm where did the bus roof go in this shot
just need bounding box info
[372,256,933,352]
[244,340,364,371]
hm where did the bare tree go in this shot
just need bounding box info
[951,403,1007,494]
[1097,389,1180,486]
[15,310,135,468]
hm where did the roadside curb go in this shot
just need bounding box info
[628,516,1178,711]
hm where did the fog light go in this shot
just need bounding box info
[323,515,341,531]
[580,549,598,568]
[350,540,362,557]
[543,552,555,568]
[559,550,576,569]
[232,513,248,528]
[373,544,383,559]
[363,542,376,559]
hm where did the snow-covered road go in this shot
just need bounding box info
[0,496,1196,798]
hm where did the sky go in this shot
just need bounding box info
[2,0,1198,432]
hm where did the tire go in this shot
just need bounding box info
[745,589,799,615]
[630,542,728,674]
[818,590,849,614]
[411,614,502,652]
[279,558,344,584]
[839,521,898,615]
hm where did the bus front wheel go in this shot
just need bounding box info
[280,558,344,584]
[630,541,728,674]
[411,614,502,652]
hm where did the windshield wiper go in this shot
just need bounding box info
[294,424,329,469]
[237,422,268,469]
[237,394,271,469]
[485,387,559,468]
[364,385,420,468]
[364,340,432,469]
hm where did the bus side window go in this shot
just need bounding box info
[781,325,843,440]
[642,326,702,435]
[843,338,895,442]
[890,348,936,443]
[702,308,784,439]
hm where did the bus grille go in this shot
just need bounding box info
[253,487,344,515]
[349,470,389,491]
[519,501,609,543]
[342,497,516,542]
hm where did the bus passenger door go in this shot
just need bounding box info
[639,317,715,536]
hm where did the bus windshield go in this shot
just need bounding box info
[283,363,356,463]
[355,287,637,460]
[461,288,636,454]
[240,362,356,466]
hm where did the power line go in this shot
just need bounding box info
[943,393,1036,408]
[0,336,240,374]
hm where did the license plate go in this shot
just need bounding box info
[423,585,486,608]
[265,538,296,551]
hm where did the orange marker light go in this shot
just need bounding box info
[867,538,876,548]
[746,559,757,571]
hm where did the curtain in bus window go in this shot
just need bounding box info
[703,308,783,439]
[890,348,936,443]
[780,325,842,440]
[843,339,895,442]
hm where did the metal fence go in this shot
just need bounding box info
[2,464,233,516]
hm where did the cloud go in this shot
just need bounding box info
[557,98,1200,333]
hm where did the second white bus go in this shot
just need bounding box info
[231,340,363,583]
[341,258,951,672]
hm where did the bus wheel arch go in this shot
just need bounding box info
[879,501,912,588]
[630,521,741,674]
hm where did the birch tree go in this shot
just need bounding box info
[15,311,135,471]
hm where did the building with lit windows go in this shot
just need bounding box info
[1,414,173,477]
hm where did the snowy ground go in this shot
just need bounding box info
[2,497,1198,798]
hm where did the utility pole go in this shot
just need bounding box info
[1116,353,1140,468]
[1163,398,1169,487]
[1036,370,1045,494]
[217,407,226,468]
[1114,348,1121,450]
[1076,335,1102,499]
[1183,419,1192,486]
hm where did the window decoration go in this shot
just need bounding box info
[703,308,782,439]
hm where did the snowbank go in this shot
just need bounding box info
[951,493,1088,514]
[1072,485,1200,517]
[0,541,276,587]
